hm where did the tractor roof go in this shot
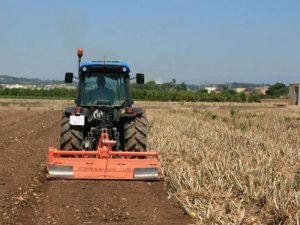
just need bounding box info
[80,61,130,73]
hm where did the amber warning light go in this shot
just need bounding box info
[77,48,84,58]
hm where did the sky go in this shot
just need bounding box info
[0,0,299,84]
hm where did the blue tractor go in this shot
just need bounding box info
[61,48,147,153]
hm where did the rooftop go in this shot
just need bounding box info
[80,61,130,72]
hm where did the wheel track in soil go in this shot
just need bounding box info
[0,109,193,225]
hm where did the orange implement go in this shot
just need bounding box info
[47,130,160,180]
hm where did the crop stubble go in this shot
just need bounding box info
[147,104,300,224]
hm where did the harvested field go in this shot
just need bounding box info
[147,104,300,224]
[0,99,299,224]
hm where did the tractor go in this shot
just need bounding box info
[61,49,147,153]
[47,48,159,180]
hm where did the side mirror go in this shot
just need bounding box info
[65,73,73,83]
[136,73,144,84]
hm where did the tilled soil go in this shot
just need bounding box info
[0,109,192,225]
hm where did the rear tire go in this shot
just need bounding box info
[124,113,148,151]
[60,114,83,150]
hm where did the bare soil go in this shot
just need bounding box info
[0,108,193,225]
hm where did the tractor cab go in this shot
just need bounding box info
[78,61,131,107]
[64,49,144,108]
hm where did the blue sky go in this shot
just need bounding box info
[0,0,299,84]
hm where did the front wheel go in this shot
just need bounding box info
[124,114,148,151]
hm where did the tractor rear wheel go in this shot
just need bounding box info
[124,113,148,151]
[60,114,83,150]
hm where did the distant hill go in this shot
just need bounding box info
[0,75,64,86]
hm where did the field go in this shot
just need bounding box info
[0,99,299,224]
[147,103,300,224]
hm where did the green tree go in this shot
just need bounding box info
[170,78,176,88]
[266,83,288,98]
[144,80,157,90]
[176,82,187,91]
[239,93,247,103]
[248,92,261,103]
[198,88,208,94]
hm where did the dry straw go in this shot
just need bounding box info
[145,102,300,224]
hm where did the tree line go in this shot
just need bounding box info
[0,81,289,102]
[0,87,76,98]
[131,81,261,102]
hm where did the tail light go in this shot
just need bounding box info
[125,107,134,114]
[74,107,82,115]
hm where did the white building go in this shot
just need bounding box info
[205,87,217,93]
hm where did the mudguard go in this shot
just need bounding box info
[120,107,144,118]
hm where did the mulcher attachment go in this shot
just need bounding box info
[47,129,160,180]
